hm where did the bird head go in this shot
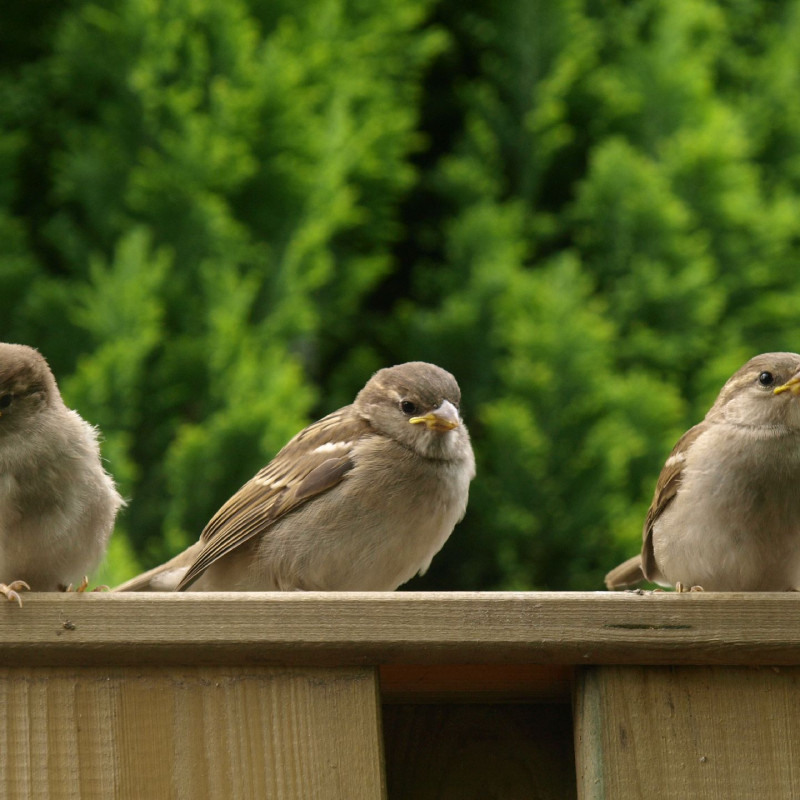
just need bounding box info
[355,361,470,460]
[710,352,800,432]
[0,343,58,434]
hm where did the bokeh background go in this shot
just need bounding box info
[3,0,800,589]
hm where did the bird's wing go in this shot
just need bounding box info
[641,421,707,582]
[177,406,371,590]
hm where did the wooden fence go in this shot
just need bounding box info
[2,592,799,798]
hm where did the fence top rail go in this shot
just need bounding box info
[1,591,799,667]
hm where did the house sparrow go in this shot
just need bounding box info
[116,361,475,592]
[0,343,124,605]
[605,352,800,592]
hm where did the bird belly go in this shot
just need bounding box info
[0,460,118,589]
[652,469,800,591]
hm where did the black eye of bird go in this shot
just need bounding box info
[758,371,775,387]
[0,394,12,410]
[400,400,418,416]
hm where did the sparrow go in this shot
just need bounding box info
[0,343,124,605]
[116,361,475,592]
[605,352,800,592]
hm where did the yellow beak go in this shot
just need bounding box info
[409,400,460,432]
[774,374,800,396]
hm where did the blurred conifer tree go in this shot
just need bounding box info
[3,0,800,588]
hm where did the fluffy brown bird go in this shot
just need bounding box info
[606,352,800,592]
[117,361,475,592]
[0,343,124,604]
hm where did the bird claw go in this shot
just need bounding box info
[675,582,704,593]
[65,576,90,593]
[0,581,31,608]
[64,577,109,593]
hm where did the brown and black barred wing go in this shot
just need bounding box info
[176,406,372,590]
[641,421,707,582]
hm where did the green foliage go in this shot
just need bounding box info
[3,0,800,589]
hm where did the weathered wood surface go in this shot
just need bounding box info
[0,665,385,800]
[575,665,800,800]
[3,594,800,799]
[2,591,800,666]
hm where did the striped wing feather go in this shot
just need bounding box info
[641,421,706,582]
[176,406,372,590]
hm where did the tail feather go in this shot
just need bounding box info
[114,542,202,592]
[604,554,645,590]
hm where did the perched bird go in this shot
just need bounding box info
[0,343,124,605]
[117,361,475,592]
[605,352,800,592]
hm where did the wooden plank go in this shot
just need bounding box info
[0,666,385,800]
[574,665,800,799]
[383,703,576,800]
[379,664,573,702]
[3,592,800,666]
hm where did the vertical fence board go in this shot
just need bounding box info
[574,665,800,800]
[0,666,385,800]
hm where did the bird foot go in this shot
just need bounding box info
[0,581,31,607]
[63,576,109,593]
[65,575,90,593]
[675,582,704,593]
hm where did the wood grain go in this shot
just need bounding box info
[4,594,800,797]
[574,665,800,800]
[0,666,385,800]
[2,591,800,666]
